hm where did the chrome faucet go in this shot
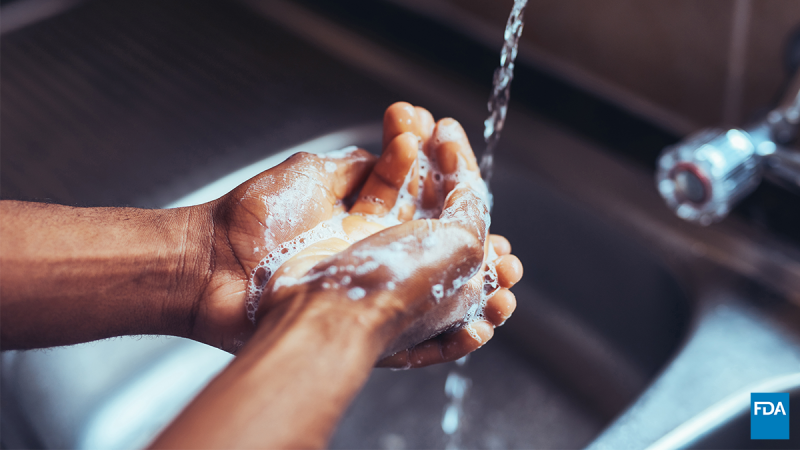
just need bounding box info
[656,72,800,225]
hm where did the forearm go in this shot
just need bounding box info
[150,291,390,449]
[0,200,213,349]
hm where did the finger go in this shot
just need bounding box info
[489,234,511,256]
[383,102,435,150]
[422,118,481,212]
[483,288,516,326]
[351,132,419,218]
[341,215,386,241]
[376,321,494,369]
[440,183,491,245]
[495,254,523,288]
[414,106,435,151]
[431,118,479,191]
[319,148,377,200]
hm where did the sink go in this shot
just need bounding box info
[330,158,691,449]
[3,0,800,449]
[643,373,800,450]
[0,123,692,449]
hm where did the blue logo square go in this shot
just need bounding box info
[751,393,790,440]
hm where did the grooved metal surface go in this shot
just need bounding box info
[1,0,395,207]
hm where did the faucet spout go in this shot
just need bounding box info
[656,70,800,225]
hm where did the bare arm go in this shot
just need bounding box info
[0,200,213,349]
[149,292,389,449]
[0,150,376,352]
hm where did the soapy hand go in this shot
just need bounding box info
[188,146,377,351]
[192,103,520,364]
[249,103,522,366]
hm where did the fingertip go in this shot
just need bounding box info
[496,254,523,288]
[489,235,512,256]
[468,320,494,346]
[388,132,420,164]
[383,102,418,149]
[440,321,494,362]
[484,289,516,325]
[431,118,478,174]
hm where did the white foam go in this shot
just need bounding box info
[245,211,353,322]
[431,284,444,302]
[347,287,366,300]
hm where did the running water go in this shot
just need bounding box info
[440,2,529,446]
[479,0,529,188]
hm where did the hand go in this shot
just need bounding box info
[252,103,523,367]
[188,148,377,351]
[189,103,521,359]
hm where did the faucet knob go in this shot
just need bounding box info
[656,128,763,225]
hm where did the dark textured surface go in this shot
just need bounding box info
[1,0,396,207]
[297,0,682,169]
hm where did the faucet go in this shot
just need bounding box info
[656,71,800,225]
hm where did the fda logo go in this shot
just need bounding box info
[751,393,789,440]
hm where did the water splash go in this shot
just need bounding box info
[479,0,529,188]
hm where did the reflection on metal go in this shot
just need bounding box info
[589,299,800,450]
[165,124,382,208]
[646,373,800,450]
[657,68,800,225]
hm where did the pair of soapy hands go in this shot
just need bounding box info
[189,102,522,368]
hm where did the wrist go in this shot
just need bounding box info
[153,202,215,339]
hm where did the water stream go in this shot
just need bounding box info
[442,2,529,447]
[479,0,529,188]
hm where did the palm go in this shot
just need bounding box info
[193,151,374,351]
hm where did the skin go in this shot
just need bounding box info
[0,102,523,448]
[259,103,523,366]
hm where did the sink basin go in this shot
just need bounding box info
[330,157,691,449]
[0,124,691,449]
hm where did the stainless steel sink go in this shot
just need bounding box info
[0,125,690,449]
[3,0,800,449]
[330,158,692,449]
